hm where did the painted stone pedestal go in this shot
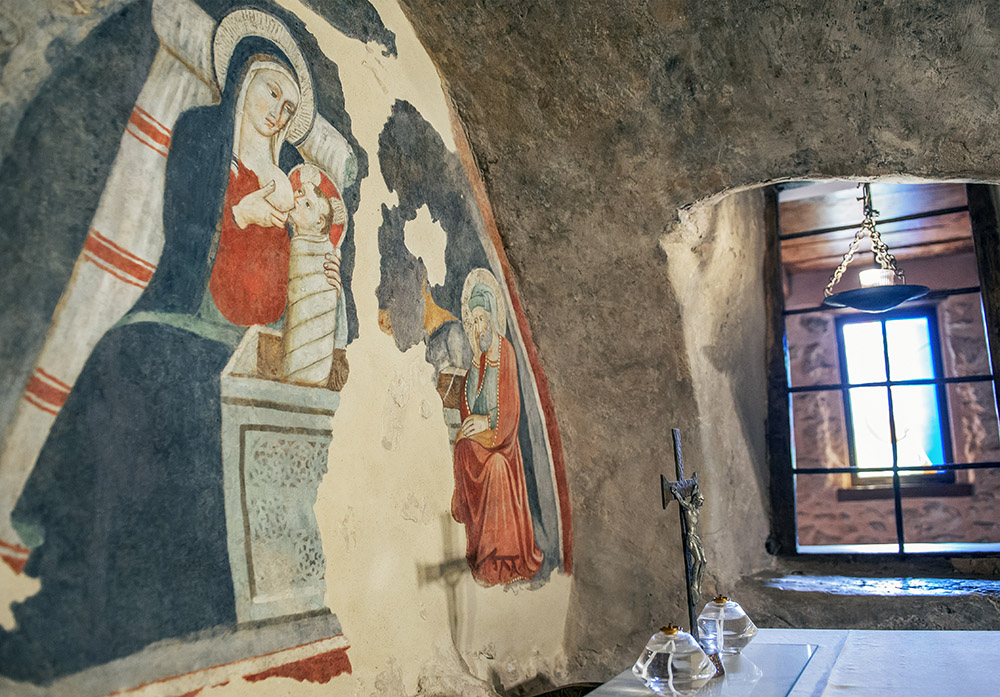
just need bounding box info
[0,326,351,697]
[221,325,339,624]
[0,613,351,697]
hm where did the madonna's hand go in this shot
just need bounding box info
[233,180,288,229]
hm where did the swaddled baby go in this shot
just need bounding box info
[283,163,348,385]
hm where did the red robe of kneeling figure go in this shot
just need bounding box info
[452,336,544,586]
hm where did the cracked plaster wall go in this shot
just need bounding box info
[0,1,572,695]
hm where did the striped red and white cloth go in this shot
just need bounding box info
[0,1,218,562]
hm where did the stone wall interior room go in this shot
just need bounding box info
[0,1,998,696]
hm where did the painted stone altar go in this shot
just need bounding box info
[221,326,338,624]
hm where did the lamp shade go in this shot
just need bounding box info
[822,284,930,313]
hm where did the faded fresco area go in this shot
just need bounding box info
[377,102,571,586]
[0,0,365,688]
[0,0,572,695]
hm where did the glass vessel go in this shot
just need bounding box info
[696,596,758,655]
[632,625,716,695]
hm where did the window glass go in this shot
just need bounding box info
[902,482,1000,546]
[842,321,886,384]
[795,472,897,548]
[890,384,946,469]
[947,382,1000,463]
[790,391,849,470]
[886,317,935,381]
[847,385,892,477]
[785,314,841,387]
[939,295,992,378]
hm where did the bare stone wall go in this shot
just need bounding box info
[397,0,1000,683]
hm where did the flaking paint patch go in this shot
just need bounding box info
[0,561,39,630]
[403,205,449,287]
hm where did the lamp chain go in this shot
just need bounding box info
[824,183,906,297]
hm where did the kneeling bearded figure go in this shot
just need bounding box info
[451,276,543,586]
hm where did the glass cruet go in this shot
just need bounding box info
[632,625,717,695]
[696,595,758,655]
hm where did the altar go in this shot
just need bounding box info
[591,628,999,697]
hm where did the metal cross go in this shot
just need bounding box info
[661,428,706,639]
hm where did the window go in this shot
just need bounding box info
[838,309,952,486]
[767,182,1000,555]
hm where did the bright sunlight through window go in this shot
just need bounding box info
[841,314,947,479]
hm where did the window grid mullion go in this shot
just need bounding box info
[794,461,1000,474]
[778,205,971,241]
[881,319,906,554]
[779,185,1000,556]
[788,373,995,394]
[836,323,858,477]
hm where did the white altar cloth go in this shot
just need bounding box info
[591,628,999,697]
[818,629,996,697]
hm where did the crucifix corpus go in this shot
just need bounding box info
[661,428,706,640]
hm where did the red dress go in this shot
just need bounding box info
[208,160,290,326]
[452,337,544,585]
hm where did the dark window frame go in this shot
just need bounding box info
[764,183,1000,558]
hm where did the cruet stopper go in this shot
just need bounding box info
[632,625,717,695]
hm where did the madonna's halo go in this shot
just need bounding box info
[213,9,315,144]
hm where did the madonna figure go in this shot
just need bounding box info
[0,25,321,684]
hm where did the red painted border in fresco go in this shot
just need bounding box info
[1,553,27,574]
[36,368,71,391]
[107,637,350,696]
[126,106,172,157]
[24,375,69,409]
[84,230,157,284]
[448,100,573,574]
[0,539,29,554]
[243,646,352,684]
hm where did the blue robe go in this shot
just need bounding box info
[0,38,304,685]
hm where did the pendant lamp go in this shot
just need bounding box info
[822,183,929,312]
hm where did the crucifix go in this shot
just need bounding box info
[661,428,706,640]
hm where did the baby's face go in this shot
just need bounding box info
[289,182,330,236]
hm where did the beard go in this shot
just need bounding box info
[478,328,493,354]
[477,315,494,354]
